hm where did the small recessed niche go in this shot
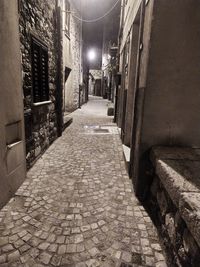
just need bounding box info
[5,121,22,145]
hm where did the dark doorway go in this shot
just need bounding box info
[65,66,71,83]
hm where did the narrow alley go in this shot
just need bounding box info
[0,97,166,267]
[1,0,200,266]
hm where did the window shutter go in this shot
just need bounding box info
[32,42,41,103]
[40,49,49,101]
[31,36,49,103]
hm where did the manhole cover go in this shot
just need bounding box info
[94,129,109,133]
[83,125,119,135]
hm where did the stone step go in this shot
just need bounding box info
[150,146,200,263]
[122,144,130,171]
[63,116,73,131]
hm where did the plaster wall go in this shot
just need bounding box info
[62,0,82,111]
[141,0,200,151]
[133,0,200,198]
[0,0,26,208]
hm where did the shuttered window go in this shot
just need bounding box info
[31,36,49,103]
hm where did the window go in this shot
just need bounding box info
[31,36,49,103]
[65,0,70,37]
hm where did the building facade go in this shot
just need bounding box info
[19,0,61,168]
[117,0,200,264]
[88,70,102,96]
[118,0,200,198]
[0,0,26,208]
[101,1,121,100]
[61,0,84,112]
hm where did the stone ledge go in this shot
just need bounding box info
[150,146,200,249]
[107,103,114,116]
[151,146,200,162]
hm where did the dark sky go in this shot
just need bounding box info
[73,0,120,69]
[74,0,118,19]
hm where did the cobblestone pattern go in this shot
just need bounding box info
[0,99,167,266]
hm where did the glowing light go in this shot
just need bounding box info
[87,49,96,61]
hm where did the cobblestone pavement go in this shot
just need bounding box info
[0,97,167,267]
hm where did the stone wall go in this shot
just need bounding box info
[19,0,58,168]
[149,176,200,266]
[148,147,200,266]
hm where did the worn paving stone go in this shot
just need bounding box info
[0,255,6,264]
[0,97,167,266]
[7,250,20,262]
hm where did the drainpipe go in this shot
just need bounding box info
[78,84,81,109]
[55,0,63,137]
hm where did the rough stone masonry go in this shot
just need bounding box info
[19,0,58,168]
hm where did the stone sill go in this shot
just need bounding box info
[150,146,200,248]
[32,100,52,107]
[122,144,130,172]
[122,144,130,162]
[24,108,31,115]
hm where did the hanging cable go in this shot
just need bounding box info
[70,0,121,23]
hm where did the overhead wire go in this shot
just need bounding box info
[70,0,121,23]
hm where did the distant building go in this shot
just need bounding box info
[101,0,121,100]
[89,70,102,96]
[61,0,84,112]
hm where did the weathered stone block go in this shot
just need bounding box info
[35,146,41,158]
[174,211,183,230]
[150,176,159,197]
[156,159,200,207]
[150,146,200,265]
[180,192,200,248]
[157,190,168,216]
[165,213,176,244]
[107,107,114,116]
[183,229,198,255]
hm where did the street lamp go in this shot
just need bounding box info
[87,49,96,61]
